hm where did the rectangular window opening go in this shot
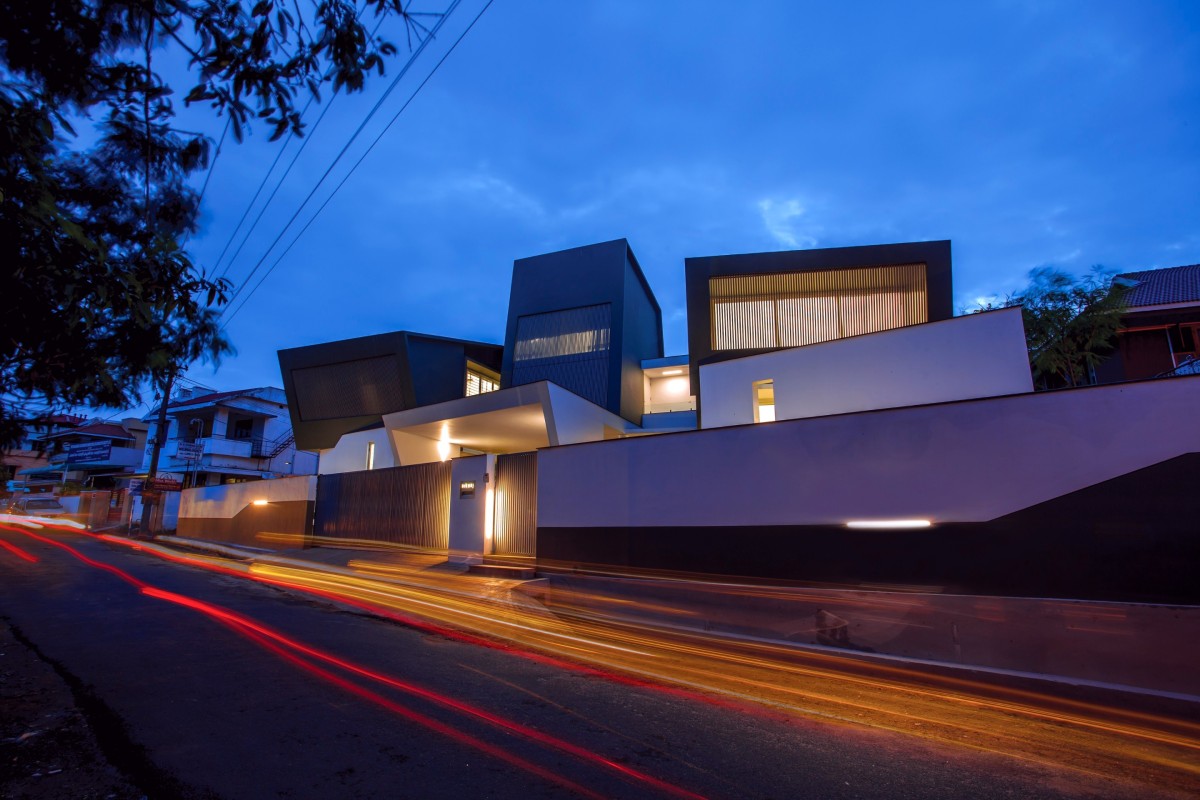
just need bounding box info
[465,361,500,397]
[753,379,776,423]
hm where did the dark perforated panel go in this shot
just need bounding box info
[512,304,611,406]
[292,356,405,421]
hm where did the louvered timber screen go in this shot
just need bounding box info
[492,452,538,556]
[314,461,451,549]
[710,263,928,350]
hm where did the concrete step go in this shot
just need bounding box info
[468,563,538,580]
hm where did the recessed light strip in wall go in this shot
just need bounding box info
[845,519,932,529]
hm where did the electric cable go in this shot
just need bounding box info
[222,0,493,327]
[210,7,406,282]
[220,0,464,314]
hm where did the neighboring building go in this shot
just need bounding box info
[1095,264,1200,382]
[14,417,148,488]
[142,386,316,487]
[2,413,87,485]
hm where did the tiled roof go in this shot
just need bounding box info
[42,422,133,440]
[1115,264,1200,308]
[166,389,246,409]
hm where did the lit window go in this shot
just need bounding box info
[710,264,928,351]
[466,366,499,396]
[365,441,375,470]
[753,380,775,423]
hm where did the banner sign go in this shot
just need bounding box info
[150,476,183,491]
[176,441,204,461]
[66,441,112,463]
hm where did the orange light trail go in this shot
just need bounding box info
[3,525,709,800]
[6,522,1199,796]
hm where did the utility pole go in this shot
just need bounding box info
[139,371,175,534]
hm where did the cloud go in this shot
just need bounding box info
[446,173,545,219]
[757,197,818,249]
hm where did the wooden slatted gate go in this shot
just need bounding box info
[314,461,451,549]
[492,452,538,557]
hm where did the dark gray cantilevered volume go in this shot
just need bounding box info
[278,331,502,451]
[685,240,953,396]
[501,239,664,424]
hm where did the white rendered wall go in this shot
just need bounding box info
[699,308,1033,428]
[317,428,395,475]
[179,475,317,520]
[544,383,630,444]
[538,376,1200,527]
[447,454,495,564]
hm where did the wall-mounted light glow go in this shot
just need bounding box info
[437,424,451,462]
[661,368,684,376]
[846,519,931,529]
[252,499,269,507]
[484,487,495,553]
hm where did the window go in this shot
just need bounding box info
[232,418,253,440]
[365,441,375,471]
[465,365,500,396]
[710,264,928,351]
[512,304,612,406]
[753,380,775,423]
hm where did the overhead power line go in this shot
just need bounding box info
[223,0,494,327]
[211,10,403,283]
[220,0,467,317]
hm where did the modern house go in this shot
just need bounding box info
[142,386,317,488]
[170,236,1200,602]
[1095,263,1200,382]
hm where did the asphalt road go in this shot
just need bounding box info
[0,528,1186,799]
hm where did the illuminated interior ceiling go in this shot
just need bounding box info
[395,404,550,454]
[383,385,555,454]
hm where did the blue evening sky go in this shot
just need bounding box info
[170,0,1199,397]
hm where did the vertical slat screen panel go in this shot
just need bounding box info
[493,452,538,556]
[314,461,451,549]
[710,264,928,350]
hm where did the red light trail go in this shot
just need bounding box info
[3,524,709,800]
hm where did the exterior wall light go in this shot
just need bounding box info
[252,499,269,507]
[846,519,931,529]
[661,368,684,376]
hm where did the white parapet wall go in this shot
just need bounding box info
[539,375,1200,528]
[699,307,1033,429]
[317,427,396,474]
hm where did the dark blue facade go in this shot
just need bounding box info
[501,239,664,424]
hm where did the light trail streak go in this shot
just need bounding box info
[142,586,708,800]
[9,523,1199,795]
[0,536,39,562]
[4,526,709,799]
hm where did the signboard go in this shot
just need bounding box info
[128,479,145,496]
[66,440,112,463]
[150,476,183,491]
[176,441,204,461]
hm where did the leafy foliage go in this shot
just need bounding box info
[980,267,1128,389]
[0,1,424,449]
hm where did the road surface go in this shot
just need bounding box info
[1,524,1195,799]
